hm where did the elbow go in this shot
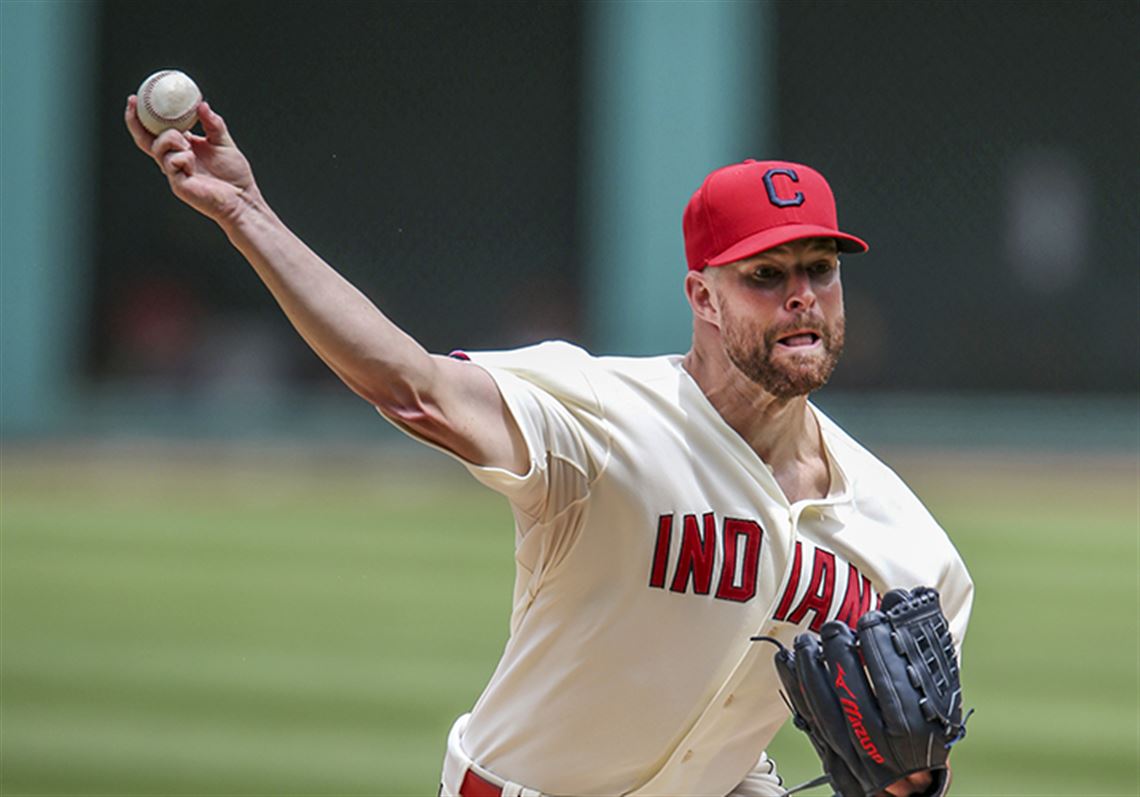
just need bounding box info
[376,397,435,428]
[370,386,446,435]
[344,356,451,439]
[364,381,423,419]
[343,359,435,420]
[376,397,458,452]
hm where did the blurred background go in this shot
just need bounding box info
[2,0,1136,795]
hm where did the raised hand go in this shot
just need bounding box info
[125,96,260,227]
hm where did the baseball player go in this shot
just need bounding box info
[126,97,973,797]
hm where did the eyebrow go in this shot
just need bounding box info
[747,246,839,265]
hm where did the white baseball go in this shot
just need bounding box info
[136,69,202,135]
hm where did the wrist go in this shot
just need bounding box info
[218,185,279,244]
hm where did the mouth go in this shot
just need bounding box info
[775,330,822,349]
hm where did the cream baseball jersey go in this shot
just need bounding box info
[383,341,973,797]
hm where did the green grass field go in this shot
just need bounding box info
[2,443,1137,795]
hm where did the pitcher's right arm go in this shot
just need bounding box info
[125,97,527,474]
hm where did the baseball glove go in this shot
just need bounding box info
[755,587,970,797]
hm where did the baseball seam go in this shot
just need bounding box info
[140,71,200,130]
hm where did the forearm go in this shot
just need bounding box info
[128,99,523,470]
[220,191,434,410]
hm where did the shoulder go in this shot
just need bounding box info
[461,340,676,376]
[460,341,681,406]
[815,404,974,639]
[459,340,595,370]
[816,404,966,567]
[815,405,936,519]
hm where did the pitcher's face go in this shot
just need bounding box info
[712,238,845,399]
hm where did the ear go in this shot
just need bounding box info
[685,269,720,326]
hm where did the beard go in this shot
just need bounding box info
[722,309,846,400]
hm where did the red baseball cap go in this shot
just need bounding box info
[683,159,868,271]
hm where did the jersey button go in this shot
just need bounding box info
[724,693,735,707]
[682,749,694,763]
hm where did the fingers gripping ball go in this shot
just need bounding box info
[136,70,202,135]
[755,587,971,797]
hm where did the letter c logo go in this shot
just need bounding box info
[763,168,805,208]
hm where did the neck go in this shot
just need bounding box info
[682,347,828,501]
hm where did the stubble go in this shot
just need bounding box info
[722,310,846,400]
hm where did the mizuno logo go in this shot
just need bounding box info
[834,664,886,764]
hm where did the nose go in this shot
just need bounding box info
[784,269,816,312]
